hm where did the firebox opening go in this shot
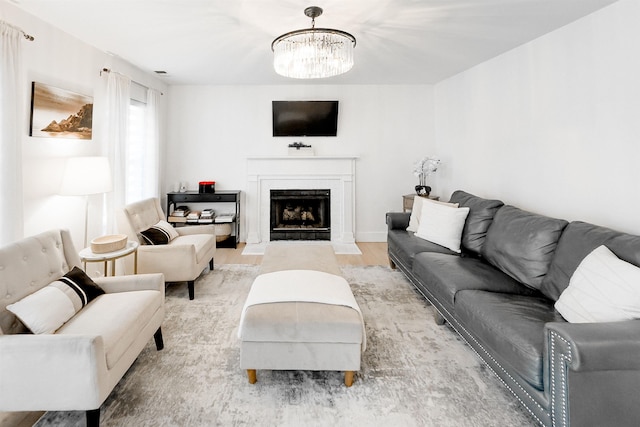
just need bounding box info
[270,189,330,241]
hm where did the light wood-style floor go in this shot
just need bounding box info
[215,242,389,267]
[0,242,389,427]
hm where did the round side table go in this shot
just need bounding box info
[79,241,139,276]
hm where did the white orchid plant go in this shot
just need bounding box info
[413,157,441,187]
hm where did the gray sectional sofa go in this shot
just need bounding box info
[386,190,640,427]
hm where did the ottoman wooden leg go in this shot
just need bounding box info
[247,369,257,384]
[344,371,354,387]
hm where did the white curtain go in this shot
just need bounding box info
[105,72,131,234]
[145,88,161,197]
[0,21,24,246]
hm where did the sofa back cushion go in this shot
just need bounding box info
[448,190,504,256]
[481,206,568,290]
[541,221,640,301]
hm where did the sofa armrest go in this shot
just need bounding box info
[545,320,640,427]
[546,320,640,372]
[386,212,411,230]
[176,224,215,236]
[94,273,164,294]
[0,334,106,410]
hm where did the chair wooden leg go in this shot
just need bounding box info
[188,280,195,300]
[247,369,257,384]
[209,258,214,270]
[154,327,164,350]
[86,408,100,427]
[344,371,354,387]
[388,257,396,269]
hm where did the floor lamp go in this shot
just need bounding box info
[60,157,113,248]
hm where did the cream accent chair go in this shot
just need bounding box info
[120,197,216,300]
[0,229,165,427]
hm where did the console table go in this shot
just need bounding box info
[166,191,241,248]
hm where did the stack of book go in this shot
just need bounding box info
[198,209,215,224]
[214,213,235,223]
[186,210,201,224]
[168,206,190,223]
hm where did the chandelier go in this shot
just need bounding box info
[272,6,356,79]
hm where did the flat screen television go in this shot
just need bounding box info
[272,101,339,137]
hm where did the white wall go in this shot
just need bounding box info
[165,85,435,242]
[10,0,635,247]
[434,0,640,235]
[1,1,167,250]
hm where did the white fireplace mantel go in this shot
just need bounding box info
[245,156,358,247]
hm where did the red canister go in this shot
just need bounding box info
[198,181,215,193]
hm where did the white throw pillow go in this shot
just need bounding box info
[6,267,105,334]
[414,199,469,253]
[6,286,76,334]
[406,196,458,233]
[555,245,640,323]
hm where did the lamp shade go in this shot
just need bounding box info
[60,157,113,196]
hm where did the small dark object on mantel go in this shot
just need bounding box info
[288,142,312,150]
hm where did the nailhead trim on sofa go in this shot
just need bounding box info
[549,331,572,427]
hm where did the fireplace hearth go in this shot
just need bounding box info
[270,189,330,241]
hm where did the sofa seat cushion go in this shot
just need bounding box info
[57,290,162,369]
[170,234,216,264]
[412,252,538,308]
[455,290,564,390]
[388,230,457,270]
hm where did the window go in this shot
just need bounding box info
[125,86,159,204]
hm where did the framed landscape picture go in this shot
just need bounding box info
[29,82,93,140]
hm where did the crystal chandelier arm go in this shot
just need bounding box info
[271,28,357,51]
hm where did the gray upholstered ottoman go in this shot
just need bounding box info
[238,245,365,386]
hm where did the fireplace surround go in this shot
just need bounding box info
[246,156,357,247]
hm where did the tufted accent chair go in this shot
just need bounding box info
[0,229,165,427]
[119,197,216,299]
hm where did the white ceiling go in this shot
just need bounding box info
[11,0,619,85]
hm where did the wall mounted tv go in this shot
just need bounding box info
[272,101,339,137]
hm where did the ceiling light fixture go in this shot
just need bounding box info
[271,6,356,79]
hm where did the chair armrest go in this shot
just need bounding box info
[386,212,411,230]
[546,320,640,372]
[176,224,215,236]
[0,334,105,409]
[94,273,164,293]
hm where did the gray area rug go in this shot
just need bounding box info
[36,265,537,426]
